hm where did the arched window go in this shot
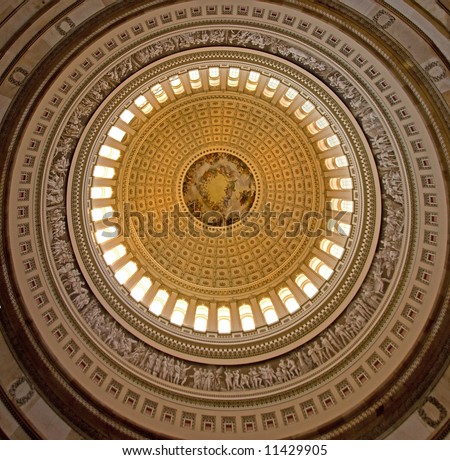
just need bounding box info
[285,87,298,99]
[151,83,168,103]
[335,155,349,167]
[130,276,152,302]
[218,306,231,334]
[134,95,153,114]
[108,126,126,142]
[134,95,147,107]
[317,134,341,151]
[259,298,279,325]
[278,287,300,313]
[149,289,169,316]
[188,69,202,89]
[227,67,240,87]
[316,117,330,129]
[330,198,354,213]
[193,305,208,332]
[329,178,340,190]
[91,206,113,222]
[246,70,260,91]
[279,87,298,107]
[295,274,318,298]
[304,283,318,299]
[93,166,115,179]
[327,219,351,236]
[169,75,184,94]
[340,178,353,189]
[114,261,137,285]
[326,134,340,147]
[90,187,113,199]
[239,304,255,331]
[103,244,126,265]
[99,145,121,160]
[95,226,119,244]
[294,100,315,120]
[309,257,333,280]
[208,67,220,87]
[209,67,219,77]
[170,299,188,326]
[320,238,345,259]
[329,177,353,190]
[119,109,134,124]
[307,116,329,135]
[263,77,280,98]
[324,155,349,170]
[229,67,240,78]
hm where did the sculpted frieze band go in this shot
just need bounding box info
[42,26,406,390]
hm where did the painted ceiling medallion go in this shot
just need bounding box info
[182,152,256,226]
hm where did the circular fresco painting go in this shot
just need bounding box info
[182,152,256,226]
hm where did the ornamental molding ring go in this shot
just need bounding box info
[61,48,382,364]
[33,31,408,370]
[2,1,447,440]
[51,44,390,362]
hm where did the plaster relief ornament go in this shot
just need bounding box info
[183,153,256,226]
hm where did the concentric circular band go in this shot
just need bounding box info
[0,0,448,441]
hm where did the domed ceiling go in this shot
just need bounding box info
[0,0,449,440]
